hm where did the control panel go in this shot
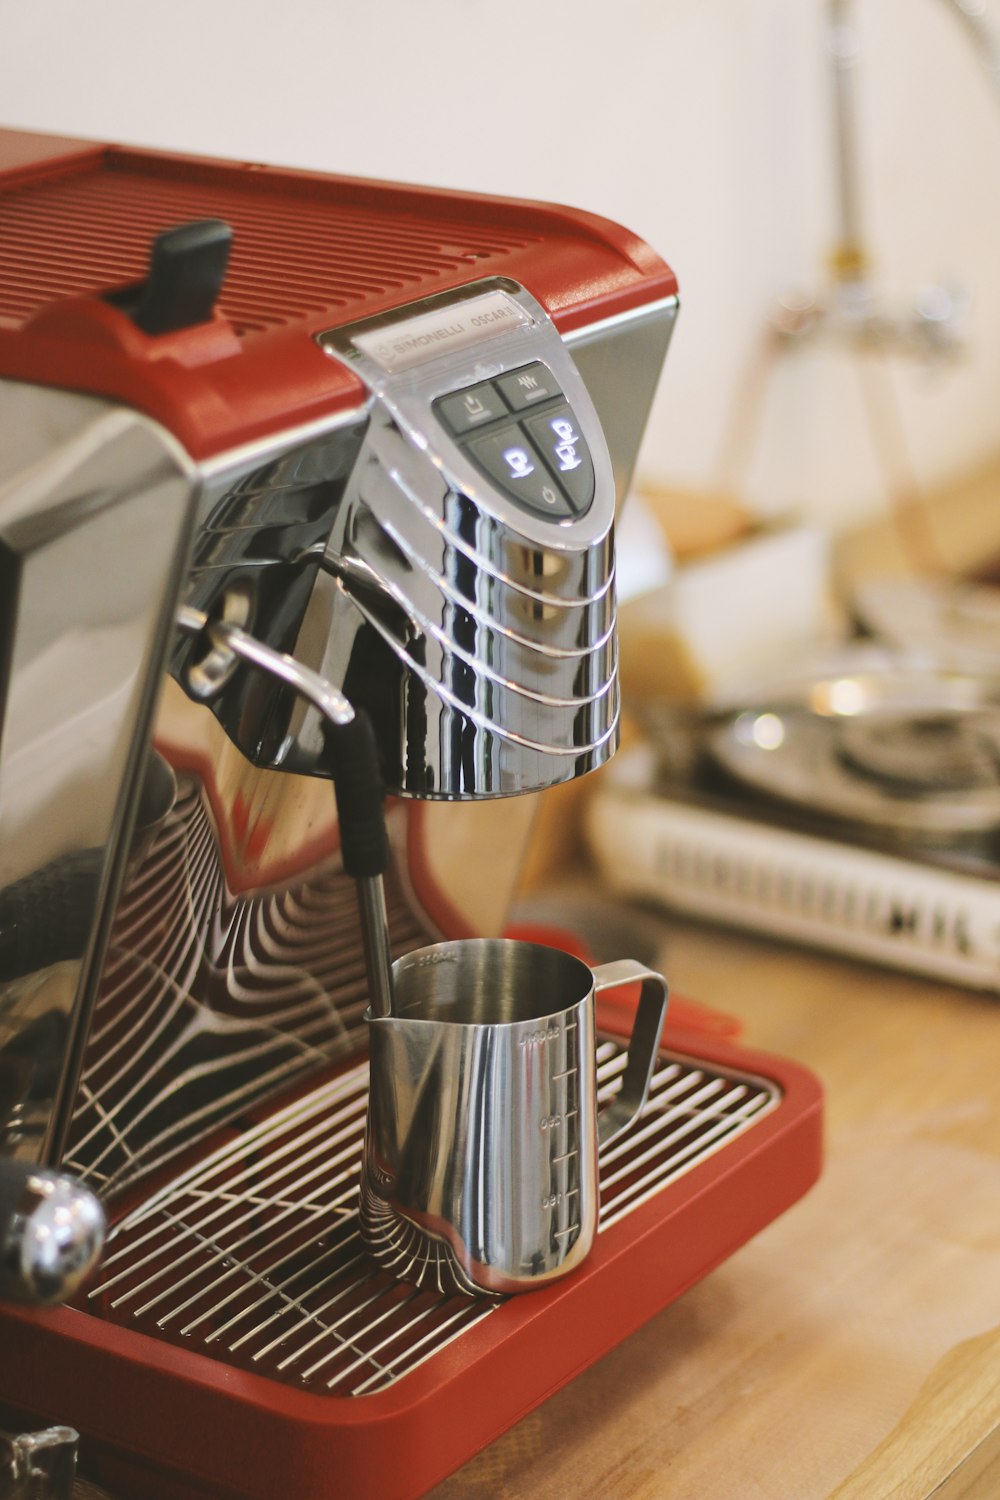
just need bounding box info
[319,279,614,544]
[433,362,595,521]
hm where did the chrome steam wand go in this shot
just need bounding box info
[176,606,395,1019]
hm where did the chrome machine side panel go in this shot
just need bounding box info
[0,382,198,1167]
[566,295,679,511]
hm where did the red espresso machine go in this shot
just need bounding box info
[0,130,821,1500]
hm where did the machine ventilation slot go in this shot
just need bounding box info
[0,154,541,334]
[664,832,978,959]
[85,1043,780,1396]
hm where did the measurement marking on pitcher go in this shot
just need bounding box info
[519,1025,562,1048]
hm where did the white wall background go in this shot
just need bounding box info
[3,0,1000,532]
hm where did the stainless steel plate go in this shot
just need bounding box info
[706,665,1000,842]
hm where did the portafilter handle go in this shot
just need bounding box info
[176,607,395,1017]
[0,1158,105,1306]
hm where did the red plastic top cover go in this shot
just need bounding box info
[0,130,677,459]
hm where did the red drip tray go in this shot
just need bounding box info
[1,1019,821,1500]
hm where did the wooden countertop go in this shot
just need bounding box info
[429,918,1000,1500]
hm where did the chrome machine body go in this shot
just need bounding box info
[0,143,829,1500]
[0,198,677,1269]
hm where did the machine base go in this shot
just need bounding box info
[1,1015,822,1500]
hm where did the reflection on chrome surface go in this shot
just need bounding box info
[63,758,438,1197]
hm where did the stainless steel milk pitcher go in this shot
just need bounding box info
[360,938,669,1296]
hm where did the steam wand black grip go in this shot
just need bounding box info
[322,713,395,1018]
[323,713,389,879]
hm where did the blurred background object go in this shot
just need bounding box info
[3,0,1000,558]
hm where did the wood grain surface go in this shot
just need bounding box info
[427,918,1000,1500]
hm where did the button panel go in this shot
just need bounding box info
[523,403,595,513]
[466,428,574,519]
[495,361,562,411]
[436,380,509,436]
[433,362,596,522]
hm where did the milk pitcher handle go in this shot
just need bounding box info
[592,961,669,1148]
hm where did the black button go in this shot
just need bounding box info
[467,425,575,519]
[522,403,595,513]
[435,381,509,436]
[495,362,562,411]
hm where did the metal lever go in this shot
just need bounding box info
[0,1425,78,1500]
[176,604,355,726]
[176,606,395,1017]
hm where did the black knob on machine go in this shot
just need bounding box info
[106,218,233,335]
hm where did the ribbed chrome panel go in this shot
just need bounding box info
[86,1042,780,1396]
[0,159,541,334]
[313,279,622,798]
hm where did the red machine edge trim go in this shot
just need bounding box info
[0,130,678,460]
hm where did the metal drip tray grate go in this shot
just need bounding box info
[87,1040,780,1397]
